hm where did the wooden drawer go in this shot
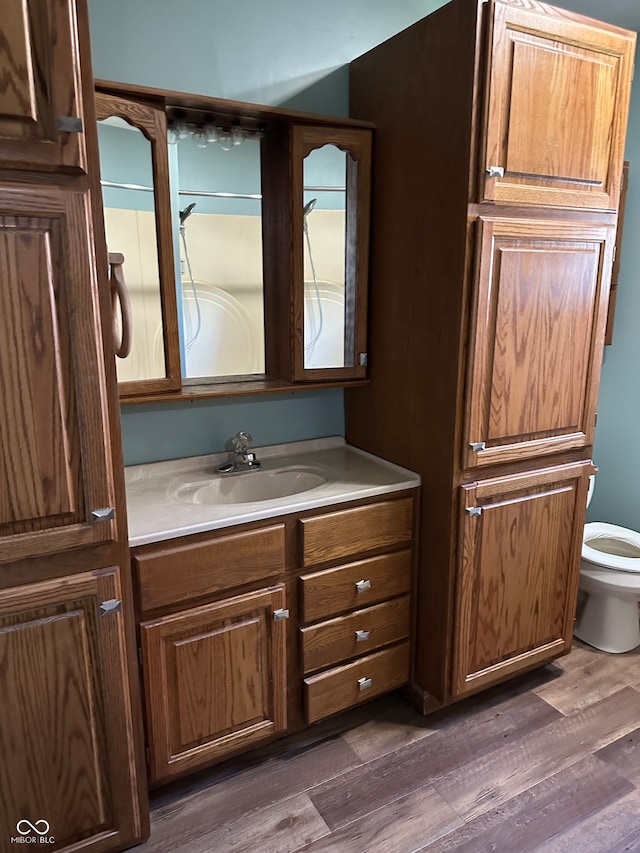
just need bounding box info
[134,524,285,613]
[300,596,410,673]
[299,497,413,566]
[300,549,411,623]
[304,642,410,723]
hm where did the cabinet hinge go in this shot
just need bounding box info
[594,412,598,429]
[91,507,115,523]
[145,746,150,766]
[466,506,483,517]
[632,64,635,82]
[137,646,143,665]
[99,598,122,615]
[358,352,368,367]
[469,441,486,452]
[273,608,290,621]
[56,116,84,133]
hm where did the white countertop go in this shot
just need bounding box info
[125,437,420,547]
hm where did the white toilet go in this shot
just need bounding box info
[574,476,640,653]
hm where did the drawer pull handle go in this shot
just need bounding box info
[358,676,373,691]
[355,579,371,593]
[355,629,370,642]
[273,608,290,621]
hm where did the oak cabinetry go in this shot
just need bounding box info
[0,0,88,173]
[132,491,416,783]
[140,585,288,785]
[346,0,635,708]
[299,499,413,723]
[0,1,147,848]
[0,568,141,851]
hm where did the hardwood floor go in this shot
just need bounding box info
[137,640,640,852]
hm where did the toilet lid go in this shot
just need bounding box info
[583,522,640,574]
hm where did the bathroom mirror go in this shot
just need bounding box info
[171,130,266,380]
[291,126,371,382]
[95,92,181,396]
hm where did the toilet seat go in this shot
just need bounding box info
[582,522,640,574]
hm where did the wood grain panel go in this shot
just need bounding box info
[452,462,590,696]
[482,3,635,208]
[0,0,87,172]
[140,585,288,783]
[300,497,413,566]
[134,524,285,613]
[304,642,409,723]
[464,216,613,469]
[300,550,411,623]
[0,186,116,563]
[0,568,141,850]
[300,596,410,673]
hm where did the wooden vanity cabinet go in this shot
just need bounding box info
[346,0,635,708]
[140,585,288,785]
[132,491,417,783]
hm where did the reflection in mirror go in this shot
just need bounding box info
[173,132,265,379]
[302,145,351,369]
[97,117,166,382]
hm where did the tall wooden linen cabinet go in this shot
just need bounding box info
[0,1,147,849]
[346,0,636,709]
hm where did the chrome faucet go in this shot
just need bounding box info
[217,431,261,474]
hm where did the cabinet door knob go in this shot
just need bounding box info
[355,629,370,642]
[273,608,290,621]
[486,165,504,178]
[355,579,372,593]
[358,676,373,691]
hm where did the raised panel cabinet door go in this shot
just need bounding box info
[0,0,88,172]
[464,216,614,470]
[0,184,116,563]
[451,461,591,698]
[140,585,288,784]
[0,567,143,851]
[482,1,635,209]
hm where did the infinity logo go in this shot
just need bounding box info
[16,820,50,836]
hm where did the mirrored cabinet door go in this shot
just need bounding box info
[95,92,181,396]
[292,126,371,382]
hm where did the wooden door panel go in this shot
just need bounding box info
[452,462,591,697]
[0,0,87,172]
[0,186,116,562]
[483,3,634,209]
[0,568,142,850]
[141,585,288,784]
[464,216,613,470]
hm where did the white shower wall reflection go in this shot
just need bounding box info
[303,145,350,370]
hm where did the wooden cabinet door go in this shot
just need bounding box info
[481,1,634,209]
[463,215,614,470]
[0,0,88,173]
[141,585,288,784]
[0,567,143,851]
[452,462,590,698]
[0,184,117,563]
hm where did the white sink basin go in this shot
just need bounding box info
[169,466,327,505]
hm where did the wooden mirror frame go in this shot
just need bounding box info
[95,92,181,396]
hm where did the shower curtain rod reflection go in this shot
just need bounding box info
[101,180,346,198]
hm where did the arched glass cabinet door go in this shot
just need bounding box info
[95,92,181,396]
[293,126,371,381]
[262,124,371,383]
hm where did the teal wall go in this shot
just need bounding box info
[90,0,640,494]
[88,0,444,465]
